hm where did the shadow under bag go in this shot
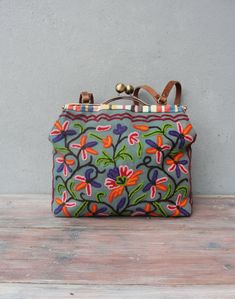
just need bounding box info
[49,81,197,217]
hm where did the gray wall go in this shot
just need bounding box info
[0,0,235,194]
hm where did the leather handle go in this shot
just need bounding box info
[161,81,182,105]
[133,85,161,103]
[79,91,94,104]
[133,81,182,105]
[102,95,148,106]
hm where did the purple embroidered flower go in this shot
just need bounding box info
[56,156,75,176]
[113,123,128,135]
[74,168,102,196]
[71,135,98,160]
[166,152,188,178]
[142,170,168,199]
[50,120,76,143]
[169,122,193,148]
[145,135,171,164]
[84,204,108,216]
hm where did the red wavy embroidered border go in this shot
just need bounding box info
[60,112,189,123]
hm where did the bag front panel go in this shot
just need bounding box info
[49,106,196,217]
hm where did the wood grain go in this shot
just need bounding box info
[0,195,235,298]
[1,284,235,299]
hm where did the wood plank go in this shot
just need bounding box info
[0,222,235,284]
[1,283,235,299]
[1,195,235,230]
[0,195,235,291]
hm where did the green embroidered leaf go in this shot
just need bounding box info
[56,183,65,195]
[102,151,112,159]
[114,145,133,162]
[152,202,168,217]
[137,141,143,158]
[129,183,143,199]
[96,151,114,166]
[73,123,84,132]
[162,124,173,134]
[143,130,162,137]
[118,152,133,161]
[89,132,102,141]
[54,146,70,154]
[74,201,88,217]
[68,181,77,199]
[96,157,113,166]
[132,193,147,204]
[176,185,188,198]
[96,192,106,203]
[114,145,126,158]
[163,183,172,200]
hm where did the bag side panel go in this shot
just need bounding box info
[49,109,196,217]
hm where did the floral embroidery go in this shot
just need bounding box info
[102,135,113,148]
[132,203,157,217]
[54,191,76,216]
[145,135,171,164]
[166,152,188,178]
[96,125,112,132]
[74,169,101,196]
[169,122,193,148]
[113,123,127,135]
[128,132,140,145]
[84,204,108,216]
[71,135,98,160]
[104,165,143,202]
[133,124,149,131]
[167,194,190,216]
[50,120,76,143]
[143,170,168,199]
[56,156,75,176]
[50,113,196,217]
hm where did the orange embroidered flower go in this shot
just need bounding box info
[50,120,76,143]
[167,194,189,216]
[74,168,101,196]
[145,135,171,164]
[104,165,143,202]
[71,135,98,160]
[142,170,168,199]
[84,203,108,216]
[103,135,113,148]
[166,152,188,178]
[133,124,149,131]
[54,191,76,217]
[56,156,75,176]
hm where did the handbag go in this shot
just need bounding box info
[49,81,196,217]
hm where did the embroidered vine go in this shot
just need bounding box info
[50,117,195,217]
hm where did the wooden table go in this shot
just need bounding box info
[0,195,235,298]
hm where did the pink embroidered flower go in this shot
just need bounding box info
[96,125,112,132]
[104,165,143,202]
[50,120,76,143]
[145,135,171,164]
[56,156,75,176]
[166,152,188,178]
[128,131,140,145]
[84,204,108,216]
[169,122,193,148]
[74,168,101,196]
[54,191,76,216]
[142,170,168,199]
[71,135,98,160]
[167,194,190,216]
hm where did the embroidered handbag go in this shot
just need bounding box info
[49,81,197,217]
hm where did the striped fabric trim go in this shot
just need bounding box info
[63,104,186,113]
